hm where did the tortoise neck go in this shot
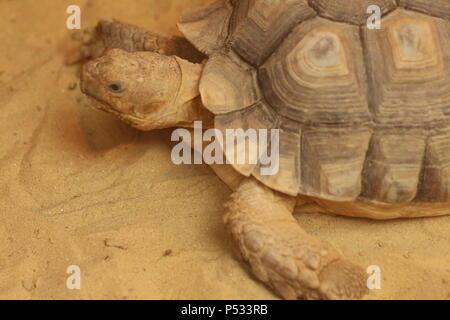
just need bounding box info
[177,96,214,129]
[174,57,214,129]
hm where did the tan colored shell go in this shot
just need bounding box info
[178,0,450,204]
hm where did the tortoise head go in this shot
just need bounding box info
[81,49,199,130]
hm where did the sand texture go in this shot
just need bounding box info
[0,0,449,299]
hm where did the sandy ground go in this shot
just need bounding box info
[0,0,449,300]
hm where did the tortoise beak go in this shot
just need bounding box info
[80,61,118,114]
[80,61,102,98]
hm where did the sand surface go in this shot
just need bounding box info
[0,0,449,300]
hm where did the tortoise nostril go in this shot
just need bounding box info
[80,68,101,96]
[83,60,101,76]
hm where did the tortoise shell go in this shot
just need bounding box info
[178,0,450,204]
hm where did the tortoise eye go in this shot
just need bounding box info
[108,82,125,93]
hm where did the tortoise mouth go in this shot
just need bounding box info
[80,71,148,129]
[85,94,148,127]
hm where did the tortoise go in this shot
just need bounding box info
[75,0,450,299]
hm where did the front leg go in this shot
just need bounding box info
[225,178,368,300]
[67,20,205,64]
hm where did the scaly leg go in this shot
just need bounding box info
[224,178,368,300]
[67,20,205,64]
